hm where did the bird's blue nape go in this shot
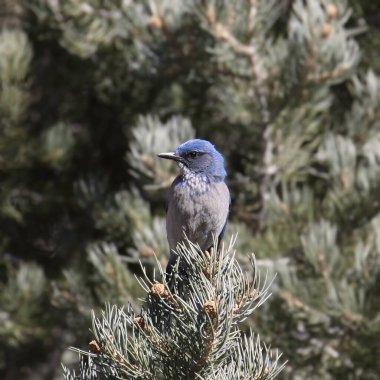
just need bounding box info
[175,139,227,180]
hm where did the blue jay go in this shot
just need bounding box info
[158,139,230,281]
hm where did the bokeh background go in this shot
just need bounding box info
[1,0,380,378]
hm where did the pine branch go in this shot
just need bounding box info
[64,236,285,379]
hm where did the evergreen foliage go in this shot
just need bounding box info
[0,0,379,378]
[63,238,284,379]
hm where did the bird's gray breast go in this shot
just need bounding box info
[166,178,230,251]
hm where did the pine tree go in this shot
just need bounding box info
[63,238,284,379]
[0,0,379,378]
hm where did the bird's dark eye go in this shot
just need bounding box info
[187,151,199,158]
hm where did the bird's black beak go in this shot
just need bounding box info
[157,152,182,162]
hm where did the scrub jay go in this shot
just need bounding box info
[158,139,230,281]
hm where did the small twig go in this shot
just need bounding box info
[340,308,363,324]
[279,290,325,319]
[190,310,218,379]
[248,0,257,33]
[317,251,330,291]
[306,65,349,83]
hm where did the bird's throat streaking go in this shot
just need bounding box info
[179,164,210,194]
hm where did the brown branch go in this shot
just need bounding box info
[317,251,330,291]
[189,300,218,379]
[190,327,215,378]
[248,0,257,33]
[201,2,274,230]
[341,308,363,324]
[306,65,349,83]
[279,290,325,319]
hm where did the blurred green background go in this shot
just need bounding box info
[1,0,380,378]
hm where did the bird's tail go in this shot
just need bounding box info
[165,251,188,298]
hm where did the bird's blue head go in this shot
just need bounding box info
[158,139,227,180]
